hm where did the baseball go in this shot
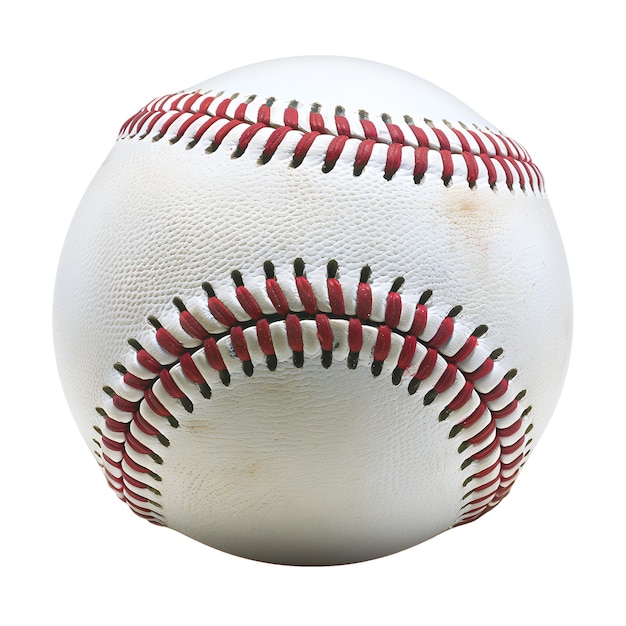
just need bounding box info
[53,56,572,565]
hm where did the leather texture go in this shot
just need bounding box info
[53,56,572,565]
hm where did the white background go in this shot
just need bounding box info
[2,1,623,624]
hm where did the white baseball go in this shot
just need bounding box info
[54,56,572,565]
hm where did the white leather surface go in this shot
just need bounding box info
[53,56,572,565]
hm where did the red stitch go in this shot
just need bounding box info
[112,394,139,413]
[181,92,203,112]
[531,162,544,190]
[348,317,363,353]
[128,504,160,519]
[179,352,206,385]
[230,326,251,362]
[410,303,428,336]
[440,150,454,183]
[434,363,458,393]
[429,316,455,349]
[354,139,375,175]
[466,129,489,154]
[233,102,248,121]
[414,146,429,182]
[212,119,243,150]
[309,110,325,133]
[384,143,403,179]
[104,469,123,490]
[125,430,155,457]
[497,132,520,158]
[207,295,238,327]
[284,107,299,129]
[291,131,320,168]
[385,121,405,144]
[315,314,333,352]
[481,377,509,402]
[494,155,514,189]
[102,451,122,469]
[173,112,206,141]
[449,335,478,364]
[407,124,430,148]
[178,310,209,341]
[482,131,505,157]
[235,285,264,320]
[430,126,451,152]
[384,291,402,328]
[446,380,474,411]
[496,416,524,439]
[461,151,479,186]
[414,348,438,380]
[169,93,189,110]
[327,277,345,315]
[123,452,153,475]
[155,327,186,357]
[373,325,392,363]
[295,275,317,315]
[335,115,351,136]
[503,156,525,190]
[451,128,473,153]
[235,122,266,155]
[286,314,304,352]
[470,436,499,461]
[468,457,500,480]
[459,402,488,429]
[265,278,290,315]
[359,118,378,140]
[501,453,524,472]
[123,371,152,390]
[257,104,272,126]
[196,95,216,114]
[121,471,150,491]
[492,484,514,500]
[465,358,495,382]
[397,335,417,370]
[203,337,227,372]
[191,116,224,145]
[464,420,497,447]
[128,110,156,137]
[159,368,186,400]
[143,111,167,136]
[261,126,293,161]
[323,135,350,171]
[356,282,372,321]
[503,134,526,161]
[143,387,171,418]
[467,474,500,493]
[157,111,185,138]
[256,319,275,355]
[491,399,519,420]
[215,98,232,118]
[479,153,498,187]
[501,436,525,456]
[133,410,163,438]
[136,348,162,375]
[124,485,151,503]
[105,417,129,433]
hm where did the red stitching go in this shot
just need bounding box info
[94,260,532,528]
[118,89,544,191]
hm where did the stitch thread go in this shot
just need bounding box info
[94,259,533,528]
[118,89,544,192]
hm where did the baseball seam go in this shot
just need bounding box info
[117,89,545,192]
[93,259,533,528]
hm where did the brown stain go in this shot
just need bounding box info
[443,188,498,259]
